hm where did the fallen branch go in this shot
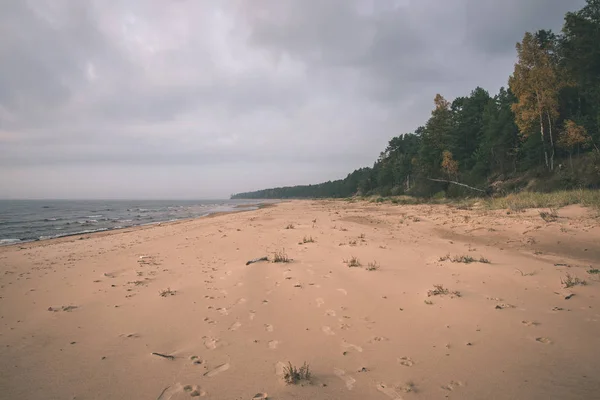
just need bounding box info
[427,178,486,193]
[151,352,175,360]
[246,256,269,266]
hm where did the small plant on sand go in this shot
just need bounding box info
[427,284,461,298]
[301,236,315,244]
[588,268,600,275]
[452,255,475,263]
[539,208,559,222]
[561,273,587,288]
[359,233,366,239]
[159,287,176,297]
[349,239,358,246]
[439,254,451,262]
[273,249,291,263]
[344,256,361,268]
[366,261,380,271]
[285,223,295,229]
[424,300,433,305]
[283,362,311,385]
[443,254,491,264]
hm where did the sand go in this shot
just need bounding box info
[1,200,599,399]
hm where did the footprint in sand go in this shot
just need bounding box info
[398,356,414,367]
[376,383,403,400]
[325,309,336,317]
[236,298,247,305]
[522,320,540,327]
[216,307,229,316]
[337,288,348,295]
[268,340,280,349]
[203,337,218,350]
[204,363,230,377]
[333,368,356,390]
[158,383,206,399]
[249,311,256,320]
[341,341,363,352]
[229,321,242,331]
[316,298,325,308]
[322,326,335,336]
[183,384,206,397]
[251,393,268,400]
[441,380,464,391]
[536,337,552,344]
[264,324,274,332]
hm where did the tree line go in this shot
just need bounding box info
[232,1,600,200]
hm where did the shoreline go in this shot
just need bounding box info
[0,203,272,251]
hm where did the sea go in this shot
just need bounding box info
[0,199,265,246]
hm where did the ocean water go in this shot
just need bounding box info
[0,199,263,245]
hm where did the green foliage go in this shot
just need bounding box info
[231,1,600,201]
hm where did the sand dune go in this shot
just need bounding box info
[1,200,599,399]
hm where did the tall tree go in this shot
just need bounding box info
[509,31,565,171]
[419,94,453,178]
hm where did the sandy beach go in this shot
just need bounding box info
[1,200,599,399]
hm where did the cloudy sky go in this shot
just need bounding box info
[0,0,585,199]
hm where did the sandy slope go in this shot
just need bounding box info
[1,200,599,400]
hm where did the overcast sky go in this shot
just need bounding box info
[0,0,585,199]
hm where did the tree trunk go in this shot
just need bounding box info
[546,111,555,171]
[569,151,573,170]
[539,112,549,169]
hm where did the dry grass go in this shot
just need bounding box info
[539,208,559,222]
[273,249,291,263]
[283,362,311,385]
[366,261,380,271]
[301,236,315,244]
[440,254,490,264]
[159,288,176,297]
[561,273,587,288]
[344,256,361,268]
[484,189,600,211]
[427,284,461,298]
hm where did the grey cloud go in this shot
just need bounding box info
[0,0,586,198]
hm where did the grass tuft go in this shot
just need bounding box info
[366,261,380,271]
[427,284,461,298]
[159,288,176,297]
[344,256,361,268]
[273,249,291,263]
[301,236,315,244]
[539,208,559,222]
[561,273,587,288]
[588,268,600,275]
[283,362,311,385]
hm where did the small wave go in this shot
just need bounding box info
[39,228,109,240]
[0,238,21,245]
[87,215,103,218]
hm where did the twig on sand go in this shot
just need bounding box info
[246,256,269,265]
[151,352,175,360]
[157,386,170,400]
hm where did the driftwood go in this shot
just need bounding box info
[246,256,269,266]
[151,352,175,360]
[427,178,486,193]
